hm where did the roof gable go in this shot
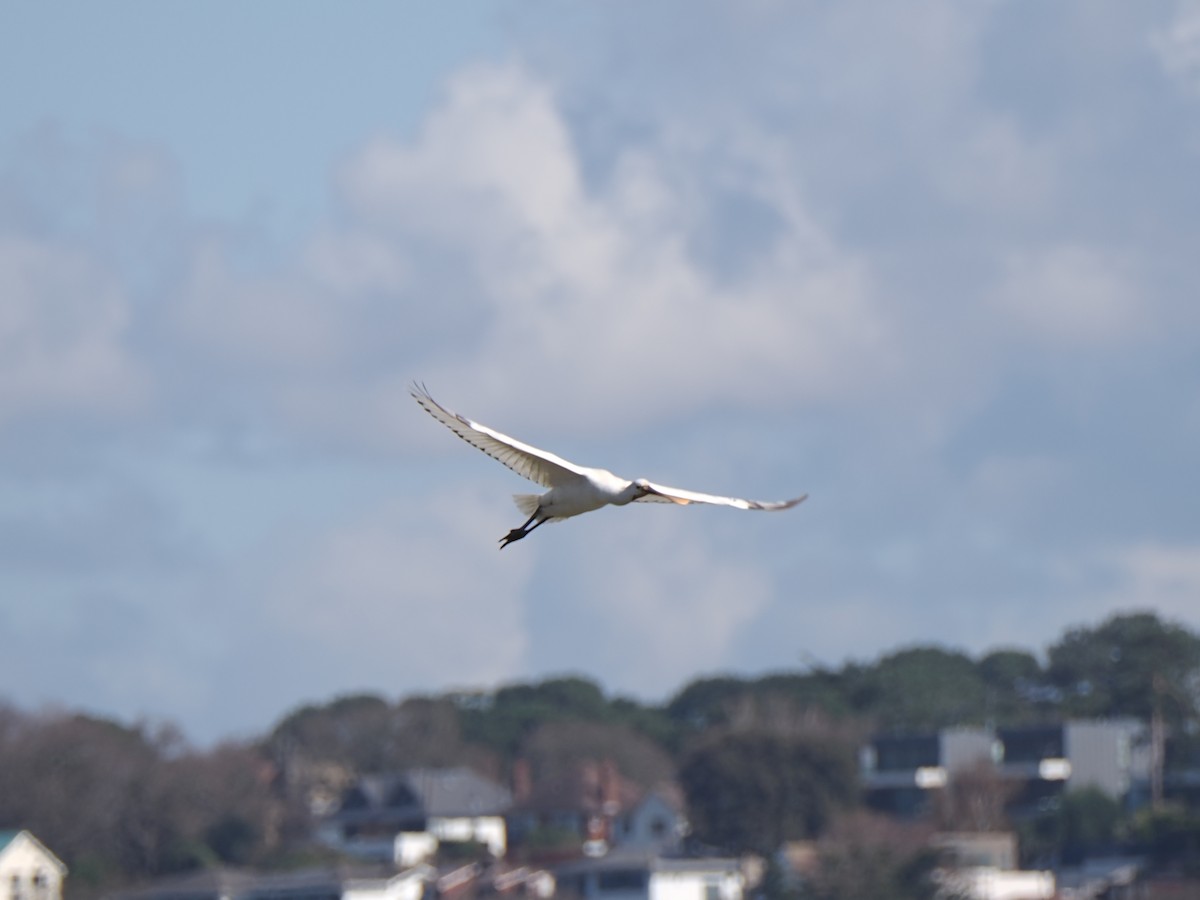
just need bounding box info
[403,767,512,817]
[333,767,512,821]
[0,830,68,874]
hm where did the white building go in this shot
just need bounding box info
[610,791,688,854]
[111,864,437,900]
[554,851,744,900]
[0,832,67,900]
[937,867,1055,900]
[933,834,1055,900]
[319,767,512,863]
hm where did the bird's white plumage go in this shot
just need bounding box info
[411,383,586,488]
[634,479,805,510]
[410,383,807,546]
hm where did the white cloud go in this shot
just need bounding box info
[302,228,409,298]
[262,488,533,695]
[5,2,1200,743]
[0,236,146,426]
[338,64,582,240]
[1153,0,1200,95]
[937,115,1058,217]
[332,62,893,434]
[173,239,345,371]
[142,59,896,452]
[990,244,1142,346]
[1108,542,1200,627]
[561,511,774,695]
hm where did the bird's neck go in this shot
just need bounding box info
[611,482,643,506]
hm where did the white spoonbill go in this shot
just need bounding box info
[411,383,808,549]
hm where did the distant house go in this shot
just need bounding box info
[0,832,67,900]
[554,850,744,900]
[318,767,513,863]
[860,727,997,816]
[932,832,1019,871]
[508,759,686,857]
[609,790,687,854]
[995,720,1149,812]
[860,720,1151,817]
[110,864,435,900]
[936,866,1055,900]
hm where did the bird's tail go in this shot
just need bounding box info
[513,494,540,517]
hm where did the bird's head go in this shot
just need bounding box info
[632,478,655,498]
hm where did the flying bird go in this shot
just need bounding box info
[411,383,808,549]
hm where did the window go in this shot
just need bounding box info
[597,870,647,892]
[386,783,419,808]
[874,735,939,771]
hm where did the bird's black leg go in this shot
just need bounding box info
[500,511,544,549]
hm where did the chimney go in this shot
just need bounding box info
[581,760,600,810]
[601,759,621,815]
[512,758,532,805]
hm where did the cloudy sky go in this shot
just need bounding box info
[3,1,1199,744]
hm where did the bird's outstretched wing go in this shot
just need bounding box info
[410,383,589,488]
[635,480,808,511]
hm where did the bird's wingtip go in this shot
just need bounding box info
[761,493,808,510]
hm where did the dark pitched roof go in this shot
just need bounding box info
[332,767,512,823]
[404,767,512,817]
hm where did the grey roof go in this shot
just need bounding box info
[555,850,742,877]
[404,767,512,817]
[110,865,400,900]
[333,767,512,823]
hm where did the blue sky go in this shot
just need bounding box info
[3,1,1199,744]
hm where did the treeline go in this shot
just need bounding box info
[3,611,1199,898]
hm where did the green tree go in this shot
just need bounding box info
[666,676,753,730]
[679,730,857,854]
[666,673,853,749]
[269,692,486,773]
[458,676,613,757]
[517,719,676,797]
[1127,804,1200,874]
[854,647,987,729]
[1047,612,1200,722]
[0,711,279,891]
[458,676,673,761]
[1018,787,1122,866]
[977,649,1049,724]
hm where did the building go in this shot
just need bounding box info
[110,865,435,900]
[936,867,1055,900]
[318,767,512,862]
[609,789,687,855]
[932,832,1018,871]
[860,727,997,816]
[0,831,67,900]
[996,720,1149,813]
[861,720,1151,817]
[553,851,744,900]
[932,834,1055,900]
[508,759,687,858]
